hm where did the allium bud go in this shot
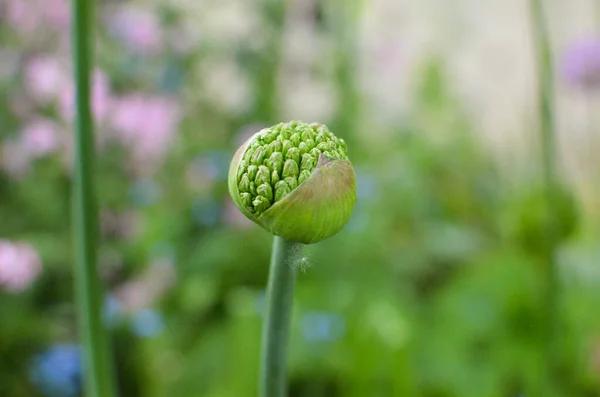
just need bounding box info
[228,121,357,244]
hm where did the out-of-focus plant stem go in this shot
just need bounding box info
[529,0,561,395]
[326,0,363,144]
[259,237,301,397]
[255,0,288,123]
[71,0,117,395]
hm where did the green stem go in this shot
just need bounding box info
[529,0,560,395]
[72,0,117,396]
[259,237,301,397]
[255,0,287,123]
[327,0,362,144]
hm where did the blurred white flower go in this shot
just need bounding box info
[201,0,263,47]
[198,59,252,115]
[169,0,264,49]
[279,75,337,122]
[0,240,43,293]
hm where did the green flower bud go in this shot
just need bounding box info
[257,183,274,203]
[256,165,271,185]
[298,170,312,185]
[274,180,292,203]
[282,160,299,179]
[247,165,258,181]
[240,192,253,208]
[265,140,282,158]
[238,174,250,193]
[300,153,316,171]
[286,147,301,164]
[282,140,292,157]
[237,160,248,181]
[266,152,284,176]
[263,129,279,144]
[251,146,267,165]
[271,170,280,185]
[284,176,298,191]
[290,133,300,148]
[301,129,314,142]
[298,142,309,155]
[253,196,271,213]
[228,121,357,244]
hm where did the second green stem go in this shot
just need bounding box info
[530,0,561,395]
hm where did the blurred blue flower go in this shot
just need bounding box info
[562,38,600,91]
[300,311,346,343]
[346,203,369,233]
[192,197,221,227]
[354,169,379,202]
[29,344,82,397]
[131,309,165,338]
[129,178,162,207]
[103,294,124,329]
[344,169,377,233]
[158,61,185,94]
[192,151,230,181]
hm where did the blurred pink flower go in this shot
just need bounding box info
[5,0,41,33]
[110,7,163,54]
[24,55,68,105]
[20,118,60,156]
[1,118,60,178]
[0,240,42,293]
[110,94,181,173]
[5,0,70,33]
[59,69,112,122]
[43,0,70,30]
[562,38,600,91]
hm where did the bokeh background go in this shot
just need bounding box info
[1,0,600,396]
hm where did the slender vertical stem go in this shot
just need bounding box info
[259,237,301,397]
[72,0,117,396]
[327,0,361,143]
[256,0,287,123]
[529,0,560,395]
